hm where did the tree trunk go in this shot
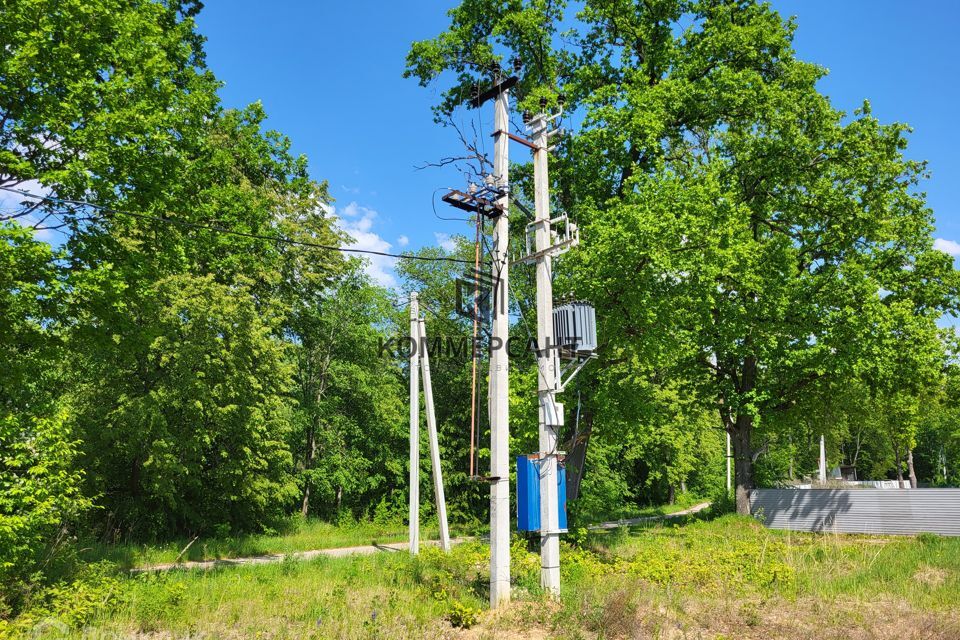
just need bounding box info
[667,484,676,505]
[301,424,317,517]
[788,434,794,481]
[895,447,904,489]
[732,414,754,515]
[907,448,918,489]
[301,484,310,517]
[336,485,343,511]
[680,480,687,494]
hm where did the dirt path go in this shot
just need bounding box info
[134,502,712,573]
[131,537,470,573]
[588,501,712,530]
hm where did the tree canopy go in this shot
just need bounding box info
[1,0,958,621]
[406,0,960,513]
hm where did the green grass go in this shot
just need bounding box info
[59,552,482,639]
[579,514,960,608]
[12,515,960,639]
[790,529,960,609]
[80,499,702,572]
[551,514,960,639]
[81,518,445,569]
[578,492,709,524]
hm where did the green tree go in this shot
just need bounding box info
[396,242,494,525]
[854,302,946,488]
[0,224,59,416]
[914,359,960,486]
[406,0,959,515]
[0,407,89,616]
[0,0,216,192]
[287,263,405,519]
[0,225,88,614]
[69,274,297,536]
[3,0,347,538]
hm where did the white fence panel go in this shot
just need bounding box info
[750,489,960,536]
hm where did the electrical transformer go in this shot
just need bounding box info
[552,301,597,356]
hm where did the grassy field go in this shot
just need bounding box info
[9,513,960,639]
[81,518,447,569]
[583,492,708,524]
[551,515,960,639]
[78,497,703,571]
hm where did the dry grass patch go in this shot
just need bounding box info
[913,565,950,588]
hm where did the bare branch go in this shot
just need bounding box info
[415,115,492,185]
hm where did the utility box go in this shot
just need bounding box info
[553,302,597,356]
[516,455,568,532]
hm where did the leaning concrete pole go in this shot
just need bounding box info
[488,84,511,608]
[409,292,420,554]
[531,110,561,596]
[418,317,450,552]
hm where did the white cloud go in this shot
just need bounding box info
[934,238,960,257]
[434,232,457,252]
[330,201,397,287]
[341,202,365,218]
[397,235,409,247]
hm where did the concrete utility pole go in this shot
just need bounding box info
[531,109,561,596]
[418,317,451,552]
[409,292,420,554]
[488,84,512,608]
[819,434,827,485]
[726,432,732,494]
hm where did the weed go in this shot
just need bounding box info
[446,600,481,628]
[24,516,960,640]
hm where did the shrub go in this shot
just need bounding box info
[446,600,481,629]
[0,408,91,615]
[0,561,120,636]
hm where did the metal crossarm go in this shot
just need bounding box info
[441,187,505,219]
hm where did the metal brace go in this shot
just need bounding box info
[557,354,596,393]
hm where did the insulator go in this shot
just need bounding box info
[539,96,548,111]
[558,93,566,107]
[512,56,522,74]
[522,111,531,124]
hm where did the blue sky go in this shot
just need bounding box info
[190,1,957,286]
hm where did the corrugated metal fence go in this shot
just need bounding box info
[750,488,960,536]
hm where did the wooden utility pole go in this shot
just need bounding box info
[409,292,420,554]
[419,317,451,551]
[488,82,512,609]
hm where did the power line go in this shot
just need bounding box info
[431,187,473,223]
[0,186,479,267]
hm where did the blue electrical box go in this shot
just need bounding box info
[558,470,568,530]
[517,455,540,531]
[516,455,568,532]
